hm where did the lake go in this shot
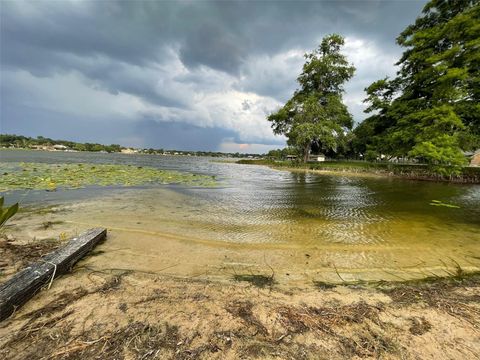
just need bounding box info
[1,149,479,286]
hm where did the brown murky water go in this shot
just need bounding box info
[2,150,480,287]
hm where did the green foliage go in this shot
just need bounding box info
[409,135,467,176]
[356,0,479,175]
[0,134,123,153]
[0,197,18,228]
[268,34,355,162]
[266,147,299,160]
[363,78,397,114]
[403,106,467,173]
[297,34,356,95]
[266,149,282,159]
[365,149,378,162]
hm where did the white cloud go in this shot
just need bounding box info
[2,54,285,146]
[343,37,399,122]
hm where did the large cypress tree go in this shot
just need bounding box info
[357,0,480,174]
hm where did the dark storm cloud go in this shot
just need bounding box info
[135,118,239,151]
[0,0,427,150]
[179,22,246,74]
[1,0,424,77]
[1,101,239,151]
[1,1,172,68]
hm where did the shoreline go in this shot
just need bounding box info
[236,159,480,184]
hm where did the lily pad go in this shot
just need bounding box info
[0,162,217,191]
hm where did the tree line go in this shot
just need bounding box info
[0,134,123,153]
[268,0,479,175]
[0,134,261,158]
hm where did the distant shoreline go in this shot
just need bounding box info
[0,133,264,158]
[0,147,260,159]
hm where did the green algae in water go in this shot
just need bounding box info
[0,162,217,191]
[429,200,460,209]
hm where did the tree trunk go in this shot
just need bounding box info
[303,142,310,163]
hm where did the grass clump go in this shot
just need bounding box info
[380,272,480,325]
[39,220,64,230]
[408,317,432,335]
[226,300,268,336]
[312,280,337,290]
[233,274,275,288]
[312,270,480,327]
[0,237,64,277]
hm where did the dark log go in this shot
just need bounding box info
[0,227,107,321]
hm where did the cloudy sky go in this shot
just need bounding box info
[1,0,426,153]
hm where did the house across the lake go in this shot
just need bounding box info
[470,149,480,167]
[308,154,326,162]
[53,144,68,151]
[121,148,138,154]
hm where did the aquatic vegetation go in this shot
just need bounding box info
[429,200,460,208]
[312,280,336,290]
[40,220,64,230]
[233,274,276,288]
[0,162,217,191]
[0,196,18,228]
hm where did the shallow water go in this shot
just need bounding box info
[1,150,479,285]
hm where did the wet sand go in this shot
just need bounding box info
[3,187,479,285]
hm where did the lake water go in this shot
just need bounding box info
[1,149,479,285]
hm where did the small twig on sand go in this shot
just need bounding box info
[263,253,275,281]
[80,337,107,346]
[333,264,346,283]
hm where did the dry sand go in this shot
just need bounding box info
[0,267,479,360]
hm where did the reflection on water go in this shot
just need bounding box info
[1,150,479,284]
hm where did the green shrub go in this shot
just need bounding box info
[0,197,18,228]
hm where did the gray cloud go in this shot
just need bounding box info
[179,22,246,74]
[0,0,426,151]
[1,0,424,76]
[1,101,241,151]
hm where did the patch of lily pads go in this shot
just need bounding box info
[0,162,217,192]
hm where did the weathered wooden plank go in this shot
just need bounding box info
[0,227,107,321]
